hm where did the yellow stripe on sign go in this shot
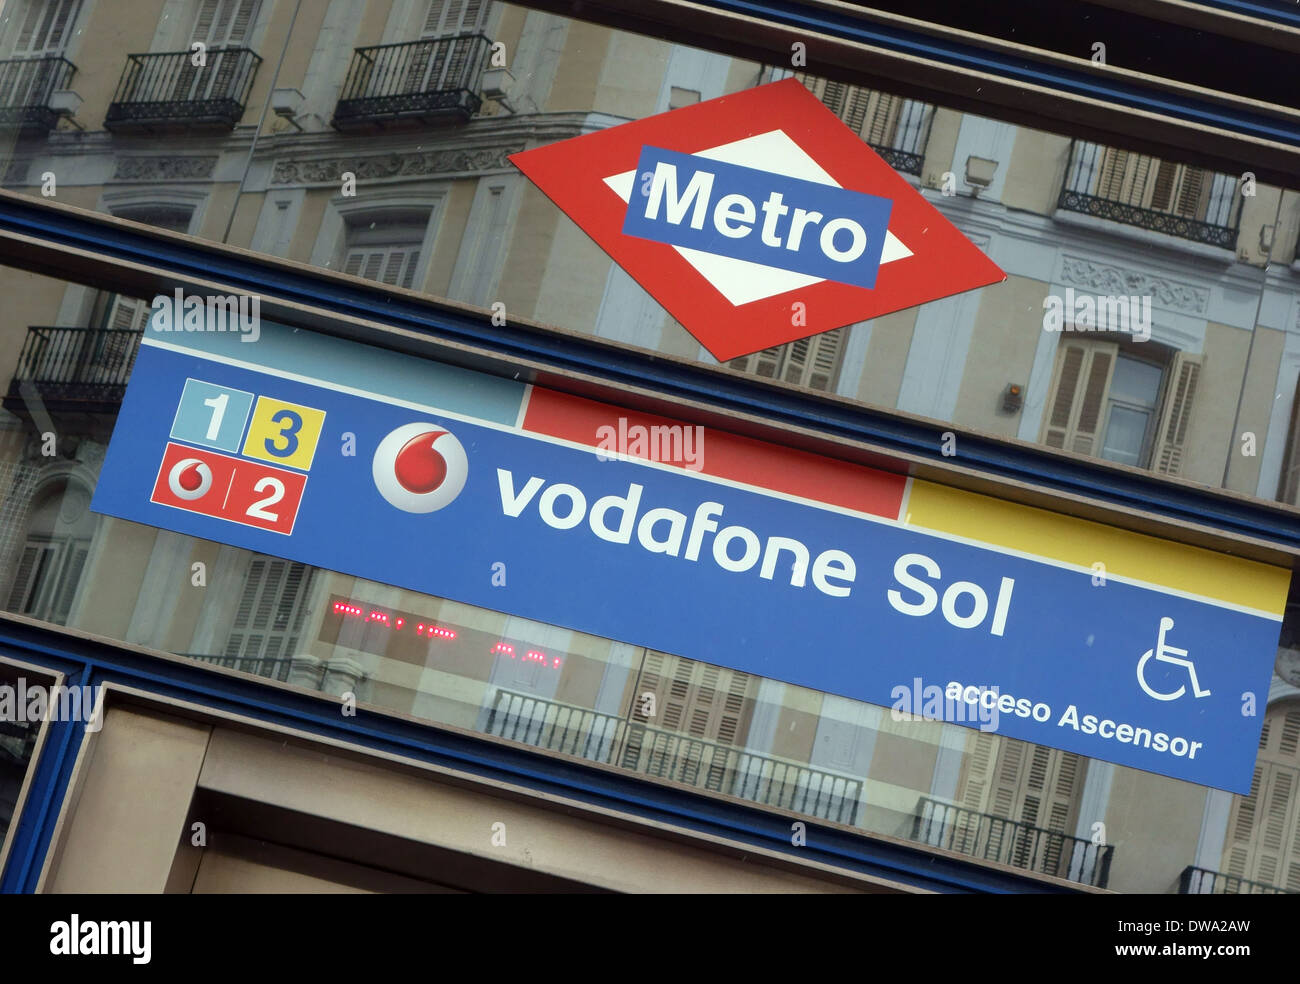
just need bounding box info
[905,480,1291,617]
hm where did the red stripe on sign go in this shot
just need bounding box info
[522,388,906,519]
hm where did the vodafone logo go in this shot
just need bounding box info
[372,423,468,513]
[167,458,213,500]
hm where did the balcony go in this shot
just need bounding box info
[1178,865,1291,894]
[333,34,490,131]
[3,325,142,416]
[485,689,863,824]
[0,56,76,134]
[1057,140,1242,250]
[912,796,1114,888]
[104,47,260,132]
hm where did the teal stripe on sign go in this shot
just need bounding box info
[145,315,526,426]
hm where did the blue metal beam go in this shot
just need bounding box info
[0,619,1077,893]
[640,0,1300,147]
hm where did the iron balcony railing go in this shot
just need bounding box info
[104,47,260,131]
[3,325,142,414]
[333,34,490,130]
[1057,139,1242,250]
[485,689,863,825]
[912,796,1114,889]
[184,653,297,683]
[867,100,931,177]
[1178,864,1291,894]
[0,56,76,133]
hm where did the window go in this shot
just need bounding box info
[420,0,489,38]
[1065,143,1241,235]
[1220,702,1300,892]
[98,206,195,371]
[1041,338,1201,475]
[7,0,81,56]
[952,732,1088,877]
[624,650,758,792]
[789,73,931,171]
[728,327,846,392]
[5,478,95,626]
[342,214,428,289]
[175,0,260,103]
[220,556,317,681]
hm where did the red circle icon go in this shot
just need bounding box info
[372,423,468,513]
[167,458,213,501]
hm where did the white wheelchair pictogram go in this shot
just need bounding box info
[1137,617,1211,702]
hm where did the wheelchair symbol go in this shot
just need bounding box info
[1137,617,1211,701]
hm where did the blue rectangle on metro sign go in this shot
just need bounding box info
[622,145,892,288]
[92,338,1284,794]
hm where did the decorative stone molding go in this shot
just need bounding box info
[1059,255,1208,315]
[112,155,218,181]
[272,145,522,185]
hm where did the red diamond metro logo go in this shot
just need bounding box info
[510,78,1006,363]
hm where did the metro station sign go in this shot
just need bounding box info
[511,78,1006,361]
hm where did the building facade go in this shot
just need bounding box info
[0,0,1299,893]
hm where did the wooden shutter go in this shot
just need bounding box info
[956,732,1085,875]
[1095,148,1154,205]
[5,542,49,612]
[193,0,258,45]
[632,651,756,745]
[796,74,902,149]
[222,556,316,677]
[422,0,488,36]
[1041,340,1118,456]
[1150,352,1201,476]
[1222,703,1300,891]
[728,328,846,392]
[728,345,783,380]
[343,244,421,288]
[13,0,81,55]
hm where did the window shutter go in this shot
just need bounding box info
[626,651,756,794]
[5,543,45,611]
[222,556,316,679]
[1222,704,1300,891]
[194,0,257,44]
[423,0,487,36]
[1174,167,1208,219]
[729,345,783,379]
[1042,340,1117,456]
[14,0,80,55]
[344,244,421,288]
[861,92,902,149]
[1151,352,1201,476]
[727,328,845,392]
[49,541,88,624]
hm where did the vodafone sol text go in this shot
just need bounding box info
[497,469,1015,636]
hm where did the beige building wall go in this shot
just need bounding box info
[953,275,1050,438]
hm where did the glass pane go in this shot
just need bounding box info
[1109,356,1163,409]
[1101,405,1150,466]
